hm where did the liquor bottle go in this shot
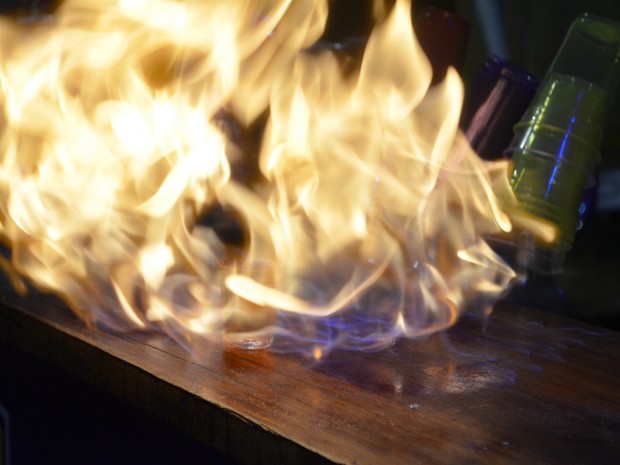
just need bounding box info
[461,55,539,161]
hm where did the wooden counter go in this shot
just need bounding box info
[0,277,619,465]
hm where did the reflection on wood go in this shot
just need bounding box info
[0,277,619,465]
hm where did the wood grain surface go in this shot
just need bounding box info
[0,276,619,465]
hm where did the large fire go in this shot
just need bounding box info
[0,0,552,355]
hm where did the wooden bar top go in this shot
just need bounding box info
[1,276,619,465]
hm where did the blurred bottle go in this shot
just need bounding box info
[506,13,620,274]
[0,0,58,18]
[414,7,471,85]
[461,55,539,160]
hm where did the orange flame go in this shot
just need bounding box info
[0,0,552,356]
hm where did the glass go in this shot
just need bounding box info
[223,260,277,350]
[506,14,620,272]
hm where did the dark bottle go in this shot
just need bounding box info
[414,7,471,85]
[460,56,539,161]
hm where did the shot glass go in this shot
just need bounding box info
[222,260,277,350]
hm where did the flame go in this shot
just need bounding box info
[0,0,551,356]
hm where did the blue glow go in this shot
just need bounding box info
[545,122,572,198]
[545,91,582,199]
